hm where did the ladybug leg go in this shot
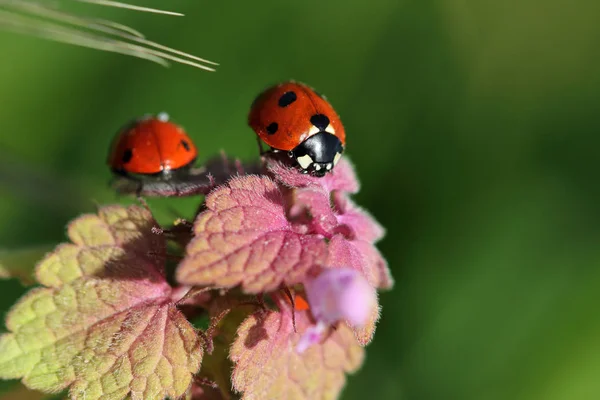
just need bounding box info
[135,182,144,198]
[255,135,269,156]
[110,174,146,197]
[129,175,146,198]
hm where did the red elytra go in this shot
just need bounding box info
[248,81,346,177]
[249,81,346,150]
[108,114,197,176]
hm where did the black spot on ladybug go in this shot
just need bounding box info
[181,140,190,151]
[266,122,279,135]
[310,114,330,130]
[278,91,297,107]
[122,149,133,163]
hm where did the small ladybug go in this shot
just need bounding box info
[108,112,197,178]
[249,81,345,177]
[108,113,252,198]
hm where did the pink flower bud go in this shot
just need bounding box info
[296,321,327,354]
[296,268,377,353]
[305,268,377,327]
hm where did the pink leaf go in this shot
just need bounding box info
[288,186,340,237]
[326,235,394,290]
[332,191,385,243]
[267,156,359,194]
[351,304,381,347]
[0,205,203,400]
[296,321,328,354]
[177,175,327,293]
[230,296,364,400]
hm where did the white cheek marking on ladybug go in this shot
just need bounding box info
[314,164,322,171]
[297,154,313,170]
[308,124,338,137]
[326,163,332,170]
[308,125,320,137]
[333,152,342,166]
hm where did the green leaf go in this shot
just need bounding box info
[0,205,203,400]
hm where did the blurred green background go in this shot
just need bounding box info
[1,0,600,399]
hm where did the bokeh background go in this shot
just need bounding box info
[1,0,600,399]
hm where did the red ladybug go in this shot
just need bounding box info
[249,81,345,177]
[108,113,197,177]
[108,113,242,198]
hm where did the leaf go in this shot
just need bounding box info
[0,205,203,400]
[230,297,364,400]
[267,156,359,194]
[0,245,53,285]
[326,235,394,290]
[177,175,327,293]
[331,192,385,244]
[288,186,340,236]
[288,187,393,291]
[350,303,381,347]
[36,205,166,287]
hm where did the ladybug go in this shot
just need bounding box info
[108,112,197,178]
[249,81,345,177]
[108,113,242,198]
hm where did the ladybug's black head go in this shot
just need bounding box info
[290,132,344,177]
